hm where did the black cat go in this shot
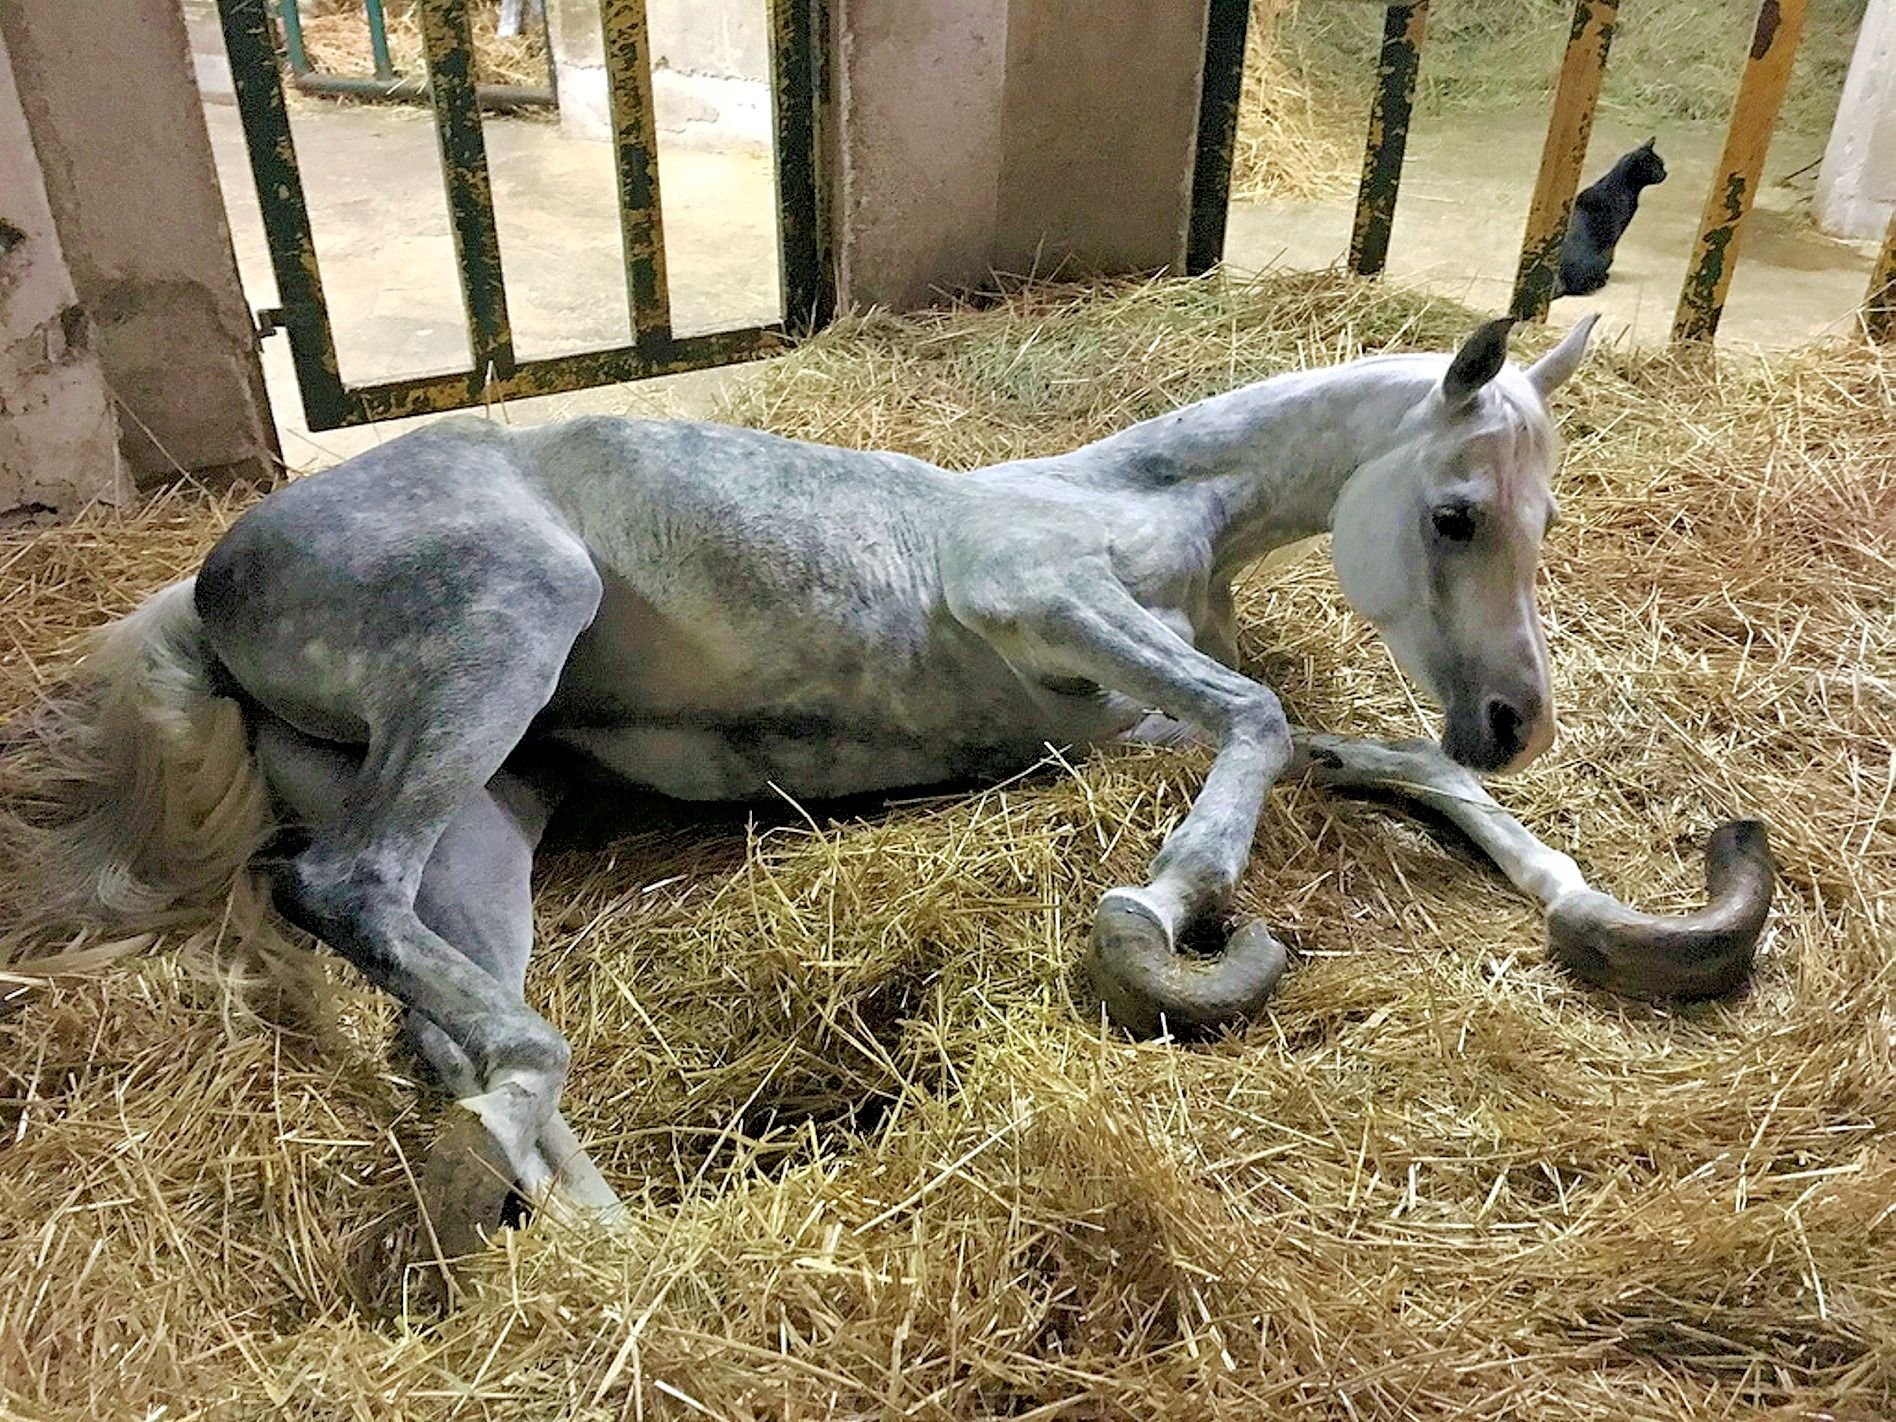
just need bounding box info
[1556,138,1668,297]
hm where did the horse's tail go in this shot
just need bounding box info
[0,578,277,972]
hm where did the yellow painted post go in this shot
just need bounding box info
[1672,0,1808,344]
[1866,209,1896,344]
[1510,0,1619,321]
[1349,2,1430,278]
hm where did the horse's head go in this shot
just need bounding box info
[1330,315,1598,775]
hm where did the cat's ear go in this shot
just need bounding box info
[1641,136,1656,151]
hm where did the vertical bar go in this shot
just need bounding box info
[1867,209,1896,344]
[1350,2,1429,277]
[600,0,674,346]
[416,0,516,377]
[276,0,310,74]
[1673,0,1808,344]
[217,0,348,428]
[1510,0,1619,321]
[364,0,395,81]
[538,0,560,103]
[1185,0,1252,276]
[771,0,832,332]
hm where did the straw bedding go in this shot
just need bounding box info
[0,272,1891,1418]
[301,0,549,92]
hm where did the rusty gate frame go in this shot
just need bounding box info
[217,0,832,431]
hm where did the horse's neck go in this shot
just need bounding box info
[1059,359,1436,581]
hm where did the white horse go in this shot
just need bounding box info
[5,314,1771,1248]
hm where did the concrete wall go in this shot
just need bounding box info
[549,0,773,151]
[1816,0,1895,241]
[0,0,276,490]
[0,29,130,523]
[649,0,771,151]
[829,0,1211,310]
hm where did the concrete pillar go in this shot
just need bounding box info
[649,0,771,152]
[0,0,277,489]
[828,0,1212,310]
[995,0,1210,277]
[0,31,130,522]
[1815,0,1896,241]
[550,0,773,150]
[829,0,1009,310]
[546,0,613,141]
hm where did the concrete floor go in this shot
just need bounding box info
[201,100,1882,470]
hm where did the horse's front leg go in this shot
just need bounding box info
[951,563,1294,1038]
[1289,731,1774,1000]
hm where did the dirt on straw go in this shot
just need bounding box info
[301,0,548,91]
[1,271,1893,1418]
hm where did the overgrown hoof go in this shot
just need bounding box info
[418,1111,522,1260]
[1547,820,1776,1001]
[1087,890,1289,1039]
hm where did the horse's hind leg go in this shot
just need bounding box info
[401,767,625,1230]
[254,721,622,1235]
[200,504,603,1221]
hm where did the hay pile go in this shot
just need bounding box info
[2,272,1893,1418]
[1229,0,1353,203]
[300,0,549,91]
[1234,0,1870,202]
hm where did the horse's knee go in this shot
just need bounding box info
[1230,687,1290,754]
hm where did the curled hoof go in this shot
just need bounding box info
[1547,820,1775,1001]
[1087,890,1289,1038]
[418,1112,523,1260]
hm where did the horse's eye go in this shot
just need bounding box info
[1432,503,1478,542]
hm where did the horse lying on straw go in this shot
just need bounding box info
[4,314,1773,1248]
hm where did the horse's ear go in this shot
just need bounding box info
[1526,312,1600,397]
[1442,317,1514,411]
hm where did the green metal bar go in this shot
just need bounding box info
[538,0,561,105]
[1510,0,1618,320]
[1867,210,1896,344]
[1350,1,1428,277]
[1185,0,1251,276]
[416,0,516,378]
[276,0,309,74]
[1674,0,1808,344]
[770,0,832,332]
[769,0,828,332]
[363,0,395,80]
[217,0,350,429]
[599,0,673,345]
[327,326,786,428]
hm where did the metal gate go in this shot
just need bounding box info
[1185,0,1896,347]
[217,0,830,431]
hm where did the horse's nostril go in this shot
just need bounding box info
[1487,697,1525,758]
